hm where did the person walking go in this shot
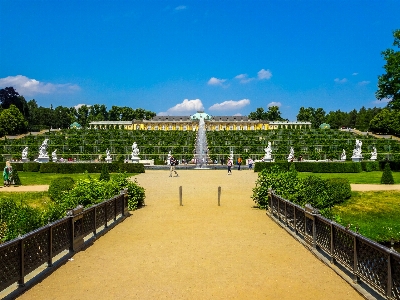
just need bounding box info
[248,158,253,170]
[227,158,233,175]
[237,156,242,170]
[169,155,179,177]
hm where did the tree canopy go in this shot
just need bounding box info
[376,29,400,109]
[248,106,285,121]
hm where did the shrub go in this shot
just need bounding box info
[99,164,110,181]
[48,177,75,202]
[11,168,21,185]
[381,163,395,184]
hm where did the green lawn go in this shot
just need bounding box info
[0,192,50,209]
[15,172,139,185]
[332,191,400,243]
[297,171,400,184]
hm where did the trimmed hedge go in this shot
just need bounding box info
[255,161,363,173]
[0,162,145,174]
[39,162,145,173]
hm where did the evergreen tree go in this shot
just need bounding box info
[11,168,21,185]
[381,162,395,184]
[99,163,110,181]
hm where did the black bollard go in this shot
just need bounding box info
[218,186,221,206]
[179,186,183,206]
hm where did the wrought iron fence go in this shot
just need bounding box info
[0,189,128,293]
[268,190,400,300]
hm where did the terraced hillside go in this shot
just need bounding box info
[1,128,399,163]
[206,128,400,161]
[0,129,196,162]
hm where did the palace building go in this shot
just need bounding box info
[89,111,311,131]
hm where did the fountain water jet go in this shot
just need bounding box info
[194,118,209,169]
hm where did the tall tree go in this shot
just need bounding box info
[376,29,400,109]
[248,107,267,120]
[265,106,285,121]
[0,87,29,119]
[0,104,28,135]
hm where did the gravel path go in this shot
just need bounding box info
[16,170,363,300]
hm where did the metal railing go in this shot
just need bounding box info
[0,189,129,293]
[268,189,400,300]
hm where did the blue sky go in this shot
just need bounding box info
[0,0,399,120]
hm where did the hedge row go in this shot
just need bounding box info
[254,161,386,173]
[0,162,145,173]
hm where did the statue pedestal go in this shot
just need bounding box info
[21,158,29,163]
[131,157,140,163]
[36,156,49,163]
[263,158,273,162]
[351,156,363,162]
[52,158,57,162]
[105,157,112,163]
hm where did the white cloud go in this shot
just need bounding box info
[358,81,370,86]
[207,77,226,86]
[175,5,187,11]
[233,113,242,116]
[235,74,254,84]
[372,97,391,105]
[0,75,80,96]
[352,72,358,76]
[257,69,272,80]
[208,99,250,111]
[74,104,91,110]
[334,78,348,83]
[158,99,204,116]
[267,101,281,107]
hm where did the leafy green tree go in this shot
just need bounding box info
[0,87,29,119]
[381,162,394,184]
[265,106,285,121]
[248,107,267,120]
[376,29,400,109]
[0,104,28,135]
[369,108,400,135]
[75,105,90,127]
[53,106,74,129]
[296,107,314,122]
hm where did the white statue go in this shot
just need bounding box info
[370,146,377,160]
[352,139,363,157]
[52,149,57,162]
[229,150,234,160]
[167,151,172,165]
[131,142,140,157]
[22,147,28,160]
[287,147,294,162]
[341,149,346,161]
[105,148,112,163]
[38,139,49,157]
[264,142,272,160]
[351,139,363,162]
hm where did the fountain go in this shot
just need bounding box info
[194,117,209,169]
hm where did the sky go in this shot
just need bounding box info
[0,0,399,121]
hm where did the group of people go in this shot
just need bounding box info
[168,155,254,177]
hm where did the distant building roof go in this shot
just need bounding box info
[70,122,81,128]
[191,111,212,120]
[319,123,331,129]
[150,116,192,121]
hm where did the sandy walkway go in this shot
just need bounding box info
[15,169,363,300]
[0,185,48,192]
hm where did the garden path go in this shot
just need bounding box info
[16,169,363,299]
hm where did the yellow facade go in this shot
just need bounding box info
[89,112,311,131]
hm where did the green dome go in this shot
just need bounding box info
[319,123,331,129]
[190,111,212,120]
[70,122,82,129]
